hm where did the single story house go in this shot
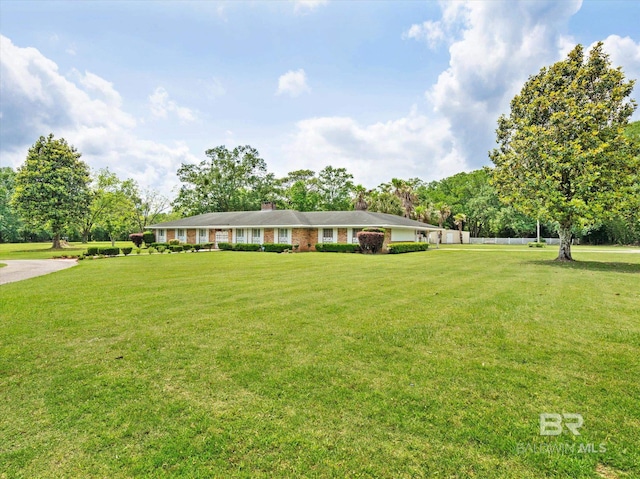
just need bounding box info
[147,203,443,252]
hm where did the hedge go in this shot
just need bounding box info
[356,231,385,254]
[142,231,155,246]
[315,243,360,253]
[98,247,120,256]
[87,247,99,256]
[169,245,184,252]
[151,242,170,249]
[263,243,292,253]
[218,242,234,251]
[387,242,429,254]
[182,244,194,251]
[233,243,262,252]
[121,247,133,256]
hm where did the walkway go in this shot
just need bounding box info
[0,259,78,285]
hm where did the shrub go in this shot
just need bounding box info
[183,244,194,251]
[218,242,234,251]
[362,227,386,233]
[129,233,144,248]
[87,247,99,256]
[148,247,157,254]
[151,242,170,249]
[203,243,214,251]
[528,242,546,248]
[233,243,262,252]
[194,245,202,252]
[121,247,133,256]
[169,239,180,246]
[157,245,166,253]
[357,231,385,254]
[263,243,292,253]
[315,243,360,253]
[98,247,120,256]
[388,242,429,254]
[169,245,183,252]
[142,231,155,246]
[135,248,141,255]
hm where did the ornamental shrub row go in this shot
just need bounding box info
[263,243,292,253]
[387,242,429,254]
[218,243,267,252]
[315,243,360,253]
[98,247,120,256]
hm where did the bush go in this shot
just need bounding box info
[388,242,429,254]
[315,243,360,253]
[121,247,133,256]
[528,242,546,248]
[203,243,214,251]
[357,231,385,254]
[135,247,141,255]
[183,244,194,251]
[263,243,292,253]
[194,245,202,252]
[98,247,120,256]
[151,242,170,249]
[148,247,157,254]
[233,243,262,252]
[87,247,99,256]
[362,227,386,233]
[218,242,234,251]
[142,231,155,246]
[169,239,180,246]
[156,246,166,253]
[129,233,144,248]
[169,245,183,252]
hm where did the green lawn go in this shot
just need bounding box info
[1,249,639,478]
[0,241,136,260]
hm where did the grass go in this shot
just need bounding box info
[0,241,136,260]
[1,248,639,478]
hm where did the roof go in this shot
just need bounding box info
[148,210,441,230]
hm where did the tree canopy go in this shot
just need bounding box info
[490,43,639,260]
[12,134,91,248]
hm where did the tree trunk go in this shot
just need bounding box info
[110,233,116,247]
[458,225,463,244]
[52,232,62,249]
[81,230,89,243]
[556,223,573,261]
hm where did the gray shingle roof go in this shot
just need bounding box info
[148,210,440,230]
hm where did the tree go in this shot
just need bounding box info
[316,166,355,211]
[12,134,91,249]
[490,43,638,260]
[434,203,451,242]
[0,167,23,243]
[368,190,403,216]
[453,213,466,244]
[173,145,270,215]
[277,169,320,211]
[352,185,369,211]
[391,178,417,218]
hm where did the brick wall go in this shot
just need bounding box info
[187,229,196,244]
[338,228,347,243]
[167,229,175,241]
[264,228,274,243]
[209,229,216,242]
[292,228,315,251]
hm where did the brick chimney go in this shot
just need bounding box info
[261,201,276,211]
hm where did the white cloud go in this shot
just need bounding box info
[403,20,445,49]
[421,0,583,168]
[600,34,640,82]
[282,107,467,188]
[149,86,196,123]
[0,34,198,193]
[276,69,311,97]
[293,0,328,14]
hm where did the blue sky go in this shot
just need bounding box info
[1,0,639,195]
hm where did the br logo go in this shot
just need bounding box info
[539,413,583,436]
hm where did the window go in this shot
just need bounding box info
[278,228,289,243]
[351,228,362,244]
[251,228,261,244]
[236,228,245,244]
[198,229,208,244]
[177,229,186,242]
[158,229,166,242]
[322,228,334,243]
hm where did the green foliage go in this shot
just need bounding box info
[87,247,99,256]
[0,167,23,243]
[182,244,194,251]
[156,246,166,254]
[12,134,91,248]
[357,231,385,254]
[193,245,202,252]
[367,191,403,216]
[169,239,180,246]
[231,243,262,252]
[490,43,639,260]
[202,242,214,250]
[315,243,360,253]
[263,243,292,253]
[97,247,120,256]
[528,242,546,248]
[218,242,234,251]
[142,231,155,246]
[121,247,133,256]
[316,166,355,211]
[169,245,184,252]
[148,247,157,254]
[173,145,274,215]
[362,227,385,233]
[387,242,429,254]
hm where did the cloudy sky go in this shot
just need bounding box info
[1,0,639,196]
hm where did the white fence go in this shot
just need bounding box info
[469,237,560,245]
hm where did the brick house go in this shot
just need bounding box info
[147,203,442,252]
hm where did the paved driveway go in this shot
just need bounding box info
[0,259,78,285]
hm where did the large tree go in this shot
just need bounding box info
[12,134,91,249]
[0,167,23,243]
[173,145,271,215]
[490,43,638,260]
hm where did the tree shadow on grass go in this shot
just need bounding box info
[527,259,640,274]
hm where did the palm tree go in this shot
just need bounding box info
[391,178,417,218]
[352,185,369,211]
[453,213,467,244]
[435,202,451,242]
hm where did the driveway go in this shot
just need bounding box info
[0,259,78,285]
